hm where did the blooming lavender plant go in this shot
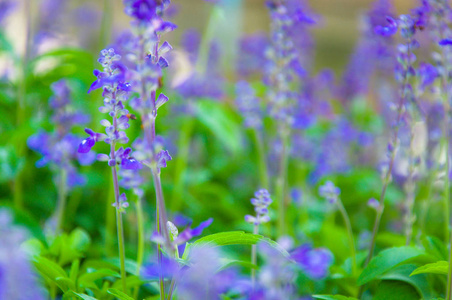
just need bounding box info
[79,47,140,292]
[120,0,176,297]
[265,0,317,237]
[363,10,423,271]
[28,79,94,233]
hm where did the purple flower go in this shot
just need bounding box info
[235,81,263,129]
[78,128,105,153]
[112,193,129,213]
[367,198,380,210]
[156,149,172,170]
[123,0,157,22]
[245,189,272,225]
[374,16,398,36]
[291,244,333,279]
[318,181,340,204]
[418,62,439,88]
[439,39,452,46]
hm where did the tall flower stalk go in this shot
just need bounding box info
[363,14,420,268]
[28,80,94,234]
[245,189,272,287]
[79,48,141,292]
[120,1,176,297]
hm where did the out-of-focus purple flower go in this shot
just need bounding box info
[439,39,452,46]
[0,0,16,26]
[235,81,263,129]
[318,181,340,204]
[375,16,398,36]
[123,0,157,22]
[290,188,302,204]
[245,189,272,225]
[177,246,236,299]
[142,255,179,279]
[254,242,296,299]
[28,80,94,190]
[418,62,439,88]
[236,33,269,77]
[291,244,333,279]
[0,210,46,299]
[367,198,380,210]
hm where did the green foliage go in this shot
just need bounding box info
[357,246,430,286]
[313,295,359,300]
[372,281,420,300]
[410,261,448,276]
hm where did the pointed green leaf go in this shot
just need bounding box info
[313,295,358,300]
[192,231,289,257]
[410,261,448,276]
[373,280,420,300]
[70,292,98,300]
[107,288,134,300]
[357,246,426,285]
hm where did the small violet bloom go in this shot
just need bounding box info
[245,189,272,226]
[319,181,340,204]
[374,16,398,36]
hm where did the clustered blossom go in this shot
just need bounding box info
[0,210,46,299]
[245,189,272,226]
[235,81,263,129]
[79,48,141,173]
[117,0,175,174]
[265,0,316,130]
[318,181,340,204]
[28,80,94,189]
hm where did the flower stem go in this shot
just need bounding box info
[337,199,357,276]
[55,168,67,233]
[253,129,269,189]
[404,129,416,246]
[133,195,145,299]
[110,107,127,293]
[251,224,259,288]
[276,131,289,237]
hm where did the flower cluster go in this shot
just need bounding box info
[290,243,333,279]
[235,81,263,130]
[265,0,316,130]
[28,80,94,189]
[79,48,141,172]
[318,181,340,204]
[245,189,272,225]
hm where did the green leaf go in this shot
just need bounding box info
[381,264,432,299]
[191,231,289,257]
[107,288,135,300]
[218,258,258,272]
[410,261,448,276]
[313,295,359,300]
[195,100,243,154]
[33,256,71,292]
[78,268,120,289]
[373,280,420,300]
[357,246,426,285]
[69,228,91,253]
[70,292,98,300]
